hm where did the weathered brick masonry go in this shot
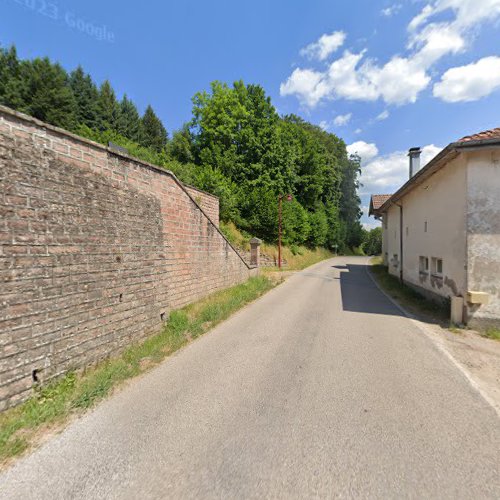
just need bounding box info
[184,185,219,227]
[0,106,256,410]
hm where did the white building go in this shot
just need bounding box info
[370,128,500,327]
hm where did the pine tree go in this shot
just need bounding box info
[0,46,27,110]
[141,105,168,152]
[117,94,142,142]
[97,80,120,131]
[69,66,99,129]
[23,57,77,130]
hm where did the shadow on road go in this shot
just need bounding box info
[339,263,404,317]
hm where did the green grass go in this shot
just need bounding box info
[261,245,334,271]
[219,221,334,271]
[0,275,274,466]
[483,328,500,341]
[369,257,449,322]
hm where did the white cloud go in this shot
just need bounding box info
[346,141,379,162]
[376,110,390,121]
[354,128,363,134]
[319,120,329,131]
[433,56,500,102]
[300,31,346,61]
[280,0,500,107]
[363,221,381,230]
[359,144,442,195]
[409,0,500,32]
[280,68,325,107]
[280,50,430,106]
[333,113,352,126]
[381,4,402,17]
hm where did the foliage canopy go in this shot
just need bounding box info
[0,46,364,250]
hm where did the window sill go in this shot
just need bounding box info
[431,273,443,279]
[419,271,429,276]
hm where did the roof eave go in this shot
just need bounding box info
[375,135,500,214]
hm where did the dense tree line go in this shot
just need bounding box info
[0,46,364,251]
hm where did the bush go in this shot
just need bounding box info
[363,227,382,255]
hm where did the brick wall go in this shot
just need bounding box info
[184,185,219,227]
[0,106,256,410]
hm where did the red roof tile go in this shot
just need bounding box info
[458,128,500,143]
[371,194,392,210]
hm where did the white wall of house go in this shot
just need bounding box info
[466,148,500,326]
[385,205,402,278]
[382,213,389,265]
[384,155,468,304]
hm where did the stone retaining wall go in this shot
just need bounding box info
[0,106,256,410]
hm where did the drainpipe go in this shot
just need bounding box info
[396,203,403,283]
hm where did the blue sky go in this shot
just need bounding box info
[2,0,500,228]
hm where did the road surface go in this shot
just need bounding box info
[1,257,499,499]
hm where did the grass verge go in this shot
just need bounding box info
[369,256,449,323]
[219,222,334,271]
[483,328,500,341]
[260,245,334,271]
[370,257,500,342]
[220,221,334,271]
[0,275,274,466]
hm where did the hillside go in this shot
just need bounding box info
[0,45,363,251]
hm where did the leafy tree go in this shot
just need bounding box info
[192,81,280,184]
[0,46,365,251]
[141,104,168,152]
[194,165,240,222]
[340,154,364,248]
[363,227,382,255]
[308,208,329,247]
[282,199,310,246]
[168,124,195,163]
[240,187,278,242]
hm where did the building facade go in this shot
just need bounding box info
[370,129,500,328]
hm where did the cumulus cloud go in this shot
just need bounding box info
[333,113,352,126]
[359,144,442,195]
[346,141,379,162]
[433,56,500,102]
[280,50,430,106]
[300,31,346,61]
[280,0,500,107]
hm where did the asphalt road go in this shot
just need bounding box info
[1,257,499,499]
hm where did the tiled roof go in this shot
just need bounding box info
[371,194,392,210]
[371,126,500,217]
[458,128,500,143]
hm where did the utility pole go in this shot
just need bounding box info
[278,194,292,269]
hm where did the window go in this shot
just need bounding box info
[406,226,409,237]
[431,257,443,276]
[424,221,428,232]
[419,256,429,274]
[392,254,399,268]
